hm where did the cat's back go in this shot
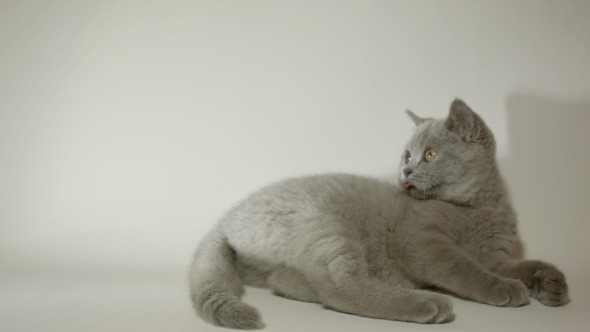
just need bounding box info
[225,173,401,219]
[220,173,404,266]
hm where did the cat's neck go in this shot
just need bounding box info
[446,164,512,210]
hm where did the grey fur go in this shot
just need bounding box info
[189,99,570,329]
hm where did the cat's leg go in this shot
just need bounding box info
[485,257,570,306]
[403,237,530,307]
[268,267,320,303]
[297,232,454,323]
[318,282,455,324]
[236,255,271,288]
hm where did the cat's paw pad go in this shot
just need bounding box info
[487,278,530,307]
[527,267,570,306]
[414,294,455,324]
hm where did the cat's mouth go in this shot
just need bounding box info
[403,182,414,190]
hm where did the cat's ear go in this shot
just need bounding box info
[406,109,427,126]
[445,99,482,141]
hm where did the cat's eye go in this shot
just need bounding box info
[404,151,411,164]
[424,149,438,162]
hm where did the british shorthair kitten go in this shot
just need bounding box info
[189,99,569,329]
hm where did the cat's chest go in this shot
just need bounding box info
[451,207,516,256]
[400,200,516,257]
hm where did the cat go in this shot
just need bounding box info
[189,99,570,329]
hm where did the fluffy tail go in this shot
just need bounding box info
[189,226,264,329]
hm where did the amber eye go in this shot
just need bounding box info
[424,149,437,162]
[405,151,411,164]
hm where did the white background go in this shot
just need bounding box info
[1,1,589,331]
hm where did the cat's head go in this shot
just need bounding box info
[399,99,498,205]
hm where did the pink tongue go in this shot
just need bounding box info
[404,183,413,189]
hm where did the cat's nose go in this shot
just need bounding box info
[403,168,413,177]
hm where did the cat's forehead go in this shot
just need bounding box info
[406,120,448,149]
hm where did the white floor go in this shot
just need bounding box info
[1,258,588,332]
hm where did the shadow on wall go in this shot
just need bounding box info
[499,93,590,268]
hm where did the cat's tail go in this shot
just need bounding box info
[189,226,264,329]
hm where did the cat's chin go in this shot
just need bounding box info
[402,183,439,200]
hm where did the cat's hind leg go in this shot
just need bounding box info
[319,282,455,324]
[268,267,320,303]
[300,231,454,323]
[269,265,454,324]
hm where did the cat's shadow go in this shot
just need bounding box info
[499,93,590,262]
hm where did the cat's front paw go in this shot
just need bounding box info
[485,277,530,307]
[525,267,570,306]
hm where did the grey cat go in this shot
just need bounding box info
[189,99,569,329]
